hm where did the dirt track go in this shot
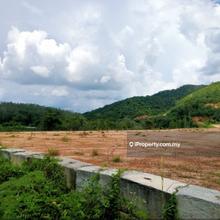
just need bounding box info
[0,128,220,190]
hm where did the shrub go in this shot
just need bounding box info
[163,193,179,220]
[0,155,147,219]
[0,171,62,219]
[0,157,25,184]
[47,148,60,156]
[112,155,121,163]
[61,136,69,142]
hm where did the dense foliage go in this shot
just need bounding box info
[0,82,219,130]
[0,103,87,131]
[84,85,203,120]
[0,156,147,219]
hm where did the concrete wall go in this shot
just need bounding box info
[1,147,220,219]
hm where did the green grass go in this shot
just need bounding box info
[0,155,147,219]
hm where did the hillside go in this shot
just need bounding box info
[167,81,220,127]
[0,103,86,131]
[1,82,219,131]
[84,85,203,120]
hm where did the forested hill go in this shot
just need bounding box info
[0,103,86,131]
[84,84,203,120]
[166,81,220,128]
[0,82,219,131]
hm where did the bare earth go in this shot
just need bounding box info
[0,128,220,191]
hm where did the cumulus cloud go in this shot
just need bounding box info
[1,27,70,85]
[0,0,220,111]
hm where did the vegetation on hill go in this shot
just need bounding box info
[84,85,203,120]
[166,81,220,128]
[0,103,87,131]
[0,82,219,130]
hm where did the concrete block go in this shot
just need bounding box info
[11,151,44,165]
[76,165,102,189]
[0,148,26,160]
[75,165,119,189]
[121,171,187,219]
[177,184,220,219]
[59,157,92,189]
[1,148,220,219]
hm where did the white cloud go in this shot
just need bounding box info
[66,45,99,83]
[30,65,50,77]
[1,27,70,85]
[51,88,69,97]
[1,0,220,111]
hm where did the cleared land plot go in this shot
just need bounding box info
[0,128,220,190]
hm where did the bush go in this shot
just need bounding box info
[47,148,60,156]
[0,157,25,184]
[112,155,121,163]
[0,155,148,219]
[0,171,63,219]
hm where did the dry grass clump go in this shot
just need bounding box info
[47,148,60,156]
[112,155,121,163]
[91,149,99,157]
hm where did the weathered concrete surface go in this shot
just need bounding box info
[177,184,220,219]
[59,157,91,189]
[0,148,26,160]
[1,148,220,220]
[76,165,118,189]
[10,151,44,165]
[120,171,187,219]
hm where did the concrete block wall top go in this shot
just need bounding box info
[121,170,187,194]
[0,148,26,153]
[76,165,119,177]
[177,184,220,205]
[13,151,44,157]
[58,157,92,170]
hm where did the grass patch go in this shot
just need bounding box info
[0,155,147,219]
[112,155,121,163]
[163,193,179,220]
[61,136,70,142]
[79,131,89,137]
[47,148,60,156]
[9,134,16,138]
[53,133,60,136]
[91,149,99,157]
[74,151,84,156]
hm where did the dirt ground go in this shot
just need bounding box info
[0,128,220,191]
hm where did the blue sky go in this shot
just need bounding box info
[0,0,220,112]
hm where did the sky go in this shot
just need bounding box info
[0,0,220,112]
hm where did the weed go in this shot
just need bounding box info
[79,131,89,137]
[47,148,60,156]
[101,162,108,168]
[9,134,16,138]
[92,149,99,156]
[0,155,147,219]
[163,193,179,220]
[61,136,69,142]
[74,151,84,156]
[53,133,60,136]
[112,155,121,163]
[27,132,34,140]
[0,157,25,184]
